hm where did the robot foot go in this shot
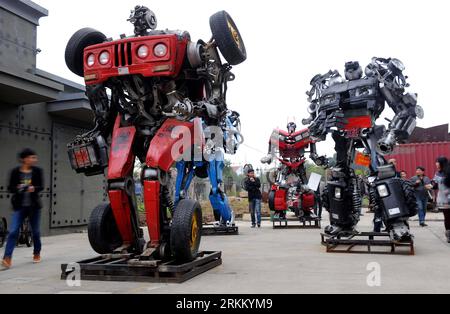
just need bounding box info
[389,222,413,243]
[324,224,357,237]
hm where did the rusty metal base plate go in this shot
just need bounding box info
[202,224,239,236]
[321,232,415,255]
[273,216,321,229]
[60,251,222,283]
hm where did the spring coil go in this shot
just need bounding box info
[350,178,362,214]
[368,185,378,212]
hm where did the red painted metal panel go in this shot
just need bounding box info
[388,142,450,179]
[109,190,134,244]
[146,118,197,172]
[143,180,160,247]
[108,116,136,180]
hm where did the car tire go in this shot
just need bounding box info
[88,203,123,254]
[400,179,418,217]
[209,11,247,65]
[170,199,202,263]
[65,28,107,77]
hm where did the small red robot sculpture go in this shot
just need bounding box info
[261,122,328,222]
[64,6,246,262]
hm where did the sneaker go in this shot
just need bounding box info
[420,223,428,227]
[33,254,41,264]
[1,257,12,269]
[251,225,256,228]
[257,224,261,228]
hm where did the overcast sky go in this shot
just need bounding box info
[33,0,450,170]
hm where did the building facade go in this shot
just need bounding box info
[0,0,105,235]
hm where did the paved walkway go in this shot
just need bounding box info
[0,212,449,294]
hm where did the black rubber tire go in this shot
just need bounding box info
[88,203,123,254]
[65,28,107,76]
[170,199,202,263]
[268,190,276,211]
[210,11,247,65]
[401,179,418,217]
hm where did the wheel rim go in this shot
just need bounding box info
[190,211,199,250]
[227,19,243,51]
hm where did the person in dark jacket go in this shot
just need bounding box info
[2,149,43,269]
[243,168,262,228]
[411,166,433,227]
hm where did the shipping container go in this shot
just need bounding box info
[387,142,450,180]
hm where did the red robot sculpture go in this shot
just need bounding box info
[64,6,247,262]
[261,122,328,224]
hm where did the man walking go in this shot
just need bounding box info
[244,168,262,228]
[411,166,433,227]
[2,149,43,269]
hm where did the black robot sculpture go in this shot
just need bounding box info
[302,58,423,242]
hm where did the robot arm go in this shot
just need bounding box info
[370,58,424,155]
[303,71,346,141]
[261,131,278,165]
[67,85,115,177]
[309,142,329,168]
[86,85,117,139]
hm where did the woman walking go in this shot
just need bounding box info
[433,157,450,243]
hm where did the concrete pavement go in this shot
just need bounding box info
[0,212,449,294]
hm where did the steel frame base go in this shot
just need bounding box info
[61,251,222,283]
[201,224,239,236]
[273,216,321,229]
[321,232,415,255]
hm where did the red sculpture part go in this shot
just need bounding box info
[83,34,189,85]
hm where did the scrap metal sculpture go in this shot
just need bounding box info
[303,58,422,242]
[64,6,247,262]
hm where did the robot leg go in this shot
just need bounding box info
[324,133,361,235]
[208,159,233,224]
[374,164,417,241]
[324,170,360,236]
[367,130,416,241]
[174,161,197,206]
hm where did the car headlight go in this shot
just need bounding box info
[377,184,390,198]
[99,51,110,65]
[87,54,95,67]
[334,187,342,199]
[154,43,168,57]
[137,45,149,59]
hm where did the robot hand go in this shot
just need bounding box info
[316,156,330,168]
[261,155,273,165]
[324,110,346,132]
[308,110,346,140]
[376,130,397,155]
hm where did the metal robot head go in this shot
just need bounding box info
[345,61,363,81]
[287,122,297,134]
[128,5,158,36]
